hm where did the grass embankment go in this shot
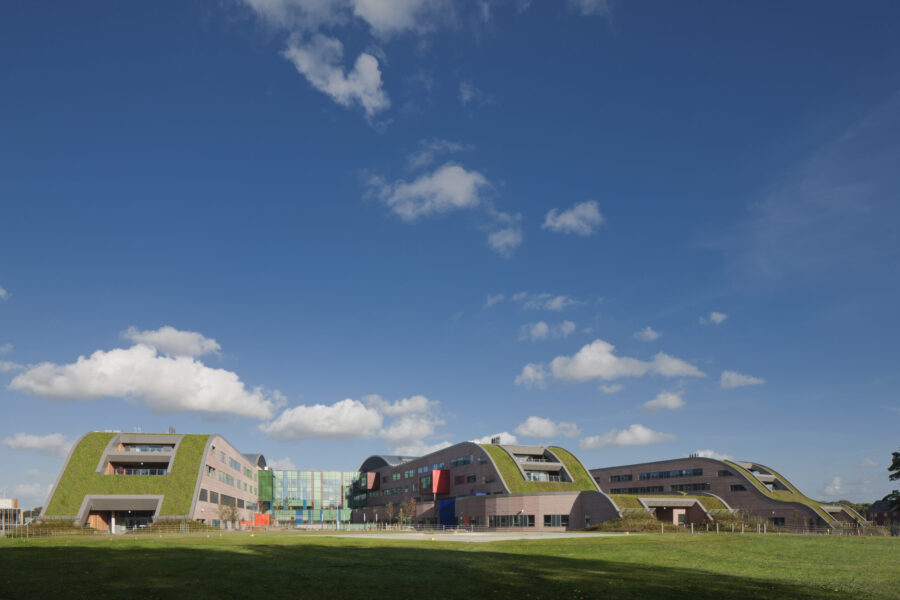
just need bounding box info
[723,460,840,524]
[44,432,208,517]
[479,444,596,493]
[1,533,896,599]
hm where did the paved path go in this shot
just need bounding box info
[332,531,633,543]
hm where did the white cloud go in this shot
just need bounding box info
[1,433,72,458]
[0,343,12,353]
[519,320,576,341]
[634,326,661,342]
[11,482,52,508]
[458,81,496,107]
[720,370,765,389]
[514,416,580,439]
[364,393,436,416]
[549,339,705,383]
[370,162,489,222]
[351,0,447,37]
[260,398,383,440]
[860,457,878,469]
[122,326,221,358]
[406,139,468,170]
[283,34,389,118]
[580,424,676,449]
[268,456,297,470]
[514,292,580,311]
[567,0,611,16]
[0,360,24,372]
[0,286,8,300]
[599,383,623,394]
[640,391,685,412]
[10,343,281,420]
[471,431,518,445]
[693,449,733,461]
[487,226,523,258]
[380,414,445,443]
[700,311,728,325]
[391,439,452,456]
[542,201,604,236]
[822,476,843,498]
[484,294,505,308]
[514,363,547,388]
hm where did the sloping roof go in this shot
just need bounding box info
[242,453,267,468]
[868,499,898,513]
[358,455,419,472]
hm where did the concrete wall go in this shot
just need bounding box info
[191,435,260,526]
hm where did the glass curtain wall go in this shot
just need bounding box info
[269,470,365,525]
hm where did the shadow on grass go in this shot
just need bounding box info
[0,537,847,600]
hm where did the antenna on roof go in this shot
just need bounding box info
[168,426,175,434]
[491,436,501,445]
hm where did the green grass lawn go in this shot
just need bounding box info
[1,532,896,599]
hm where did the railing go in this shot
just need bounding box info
[516,457,555,463]
[122,446,173,454]
[113,467,167,476]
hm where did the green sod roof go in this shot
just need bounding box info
[478,444,598,494]
[44,432,209,517]
[722,460,849,524]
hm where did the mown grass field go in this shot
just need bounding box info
[0,531,896,599]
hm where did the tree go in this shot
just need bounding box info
[881,448,900,510]
[217,502,240,529]
[403,497,417,526]
[385,502,396,528]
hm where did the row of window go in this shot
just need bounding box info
[113,467,167,476]
[670,483,711,492]
[488,514,535,528]
[453,474,477,485]
[207,464,258,495]
[610,469,735,483]
[544,514,570,527]
[369,487,409,498]
[198,489,258,511]
[639,468,703,480]
[449,455,473,468]
[212,446,257,481]
[610,486,664,494]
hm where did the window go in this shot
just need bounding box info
[670,483,710,492]
[484,477,496,484]
[476,456,487,465]
[220,494,236,507]
[210,491,219,504]
[392,473,401,481]
[639,468,703,480]
[420,476,431,489]
[717,470,734,477]
[404,469,414,479]
[206,465,216,477]
[219,471,235,486]
[730,484,747,492]
[770,517,785,526]
[450,455,473,468]
[543,514,569,527]
[489,515,535,527]
[610,486,664,494]
[199,488,208,502]
[466,475,477,483]
[229,457,241,471]
[237,499,245,509]
[610,474,633,483]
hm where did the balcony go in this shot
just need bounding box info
[113,467,167,476]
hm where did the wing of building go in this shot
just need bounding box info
[590,456,865,528]
[41,431,265,532]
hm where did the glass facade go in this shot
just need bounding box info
[263,470,365,525]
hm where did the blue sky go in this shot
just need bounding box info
[1,0,899,507]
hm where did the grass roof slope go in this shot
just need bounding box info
[44,432,209,517]
[478,444,597,494]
